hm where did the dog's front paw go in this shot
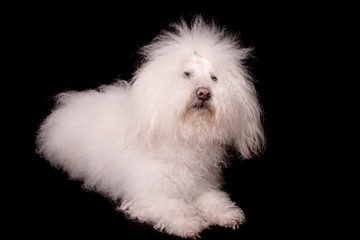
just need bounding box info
[155,216,208,239]
[215,207,245,229]
[195,190,246,229]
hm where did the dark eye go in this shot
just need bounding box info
[184,72,191,78]
[211,75,218,82]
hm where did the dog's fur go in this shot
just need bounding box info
[36,16,265,238]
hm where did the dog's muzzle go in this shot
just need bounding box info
[196,87,211,101]
[192,87,212,109]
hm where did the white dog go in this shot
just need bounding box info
[36,16,265,238]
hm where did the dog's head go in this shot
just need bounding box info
[128,16,265,158]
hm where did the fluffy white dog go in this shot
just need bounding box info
[36,16,265,238]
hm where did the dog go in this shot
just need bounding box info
[36,16,265,238]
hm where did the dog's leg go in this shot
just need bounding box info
[119,196,208,238]
[194,190,245,229]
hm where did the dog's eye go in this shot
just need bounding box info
[183,72,191,78]
[211,75,218,82]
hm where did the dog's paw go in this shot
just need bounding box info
[195,191,245,229]
[155,216,208,239]
[215,207,245,229]
[201,205,245,229]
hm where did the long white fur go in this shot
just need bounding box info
[36,16,265,238]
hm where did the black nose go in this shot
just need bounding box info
[196,87,211,101]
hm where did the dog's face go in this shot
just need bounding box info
[182,54,217,116]
[179,53,235,128]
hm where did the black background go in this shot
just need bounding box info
[7,2,346,239]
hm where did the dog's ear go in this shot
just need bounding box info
[227,71,266,159]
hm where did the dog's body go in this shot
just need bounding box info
[36,17,265,238]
